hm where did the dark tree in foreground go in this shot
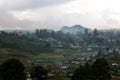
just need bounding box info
[31,65,48,80]
[72,63,96,80]
[0,58,25,80]
[92,58,111,80]
[72,58,111,80]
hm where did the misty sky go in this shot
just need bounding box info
[0,0,120,30]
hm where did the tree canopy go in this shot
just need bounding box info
[0,58,25,80]
[72,63,96,80]
[92,58,111,80]
[30,65,48,80]
[72,58,111,80]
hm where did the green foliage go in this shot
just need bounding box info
[72,58,111,80]
[30,65,48,80]
[0,31,53,53]
[35,29,74,44]
[72,63,96,80]
[92,58,111,80]
[0,58,25,80]
[95,49,105,59]
[46,64,67,80]
[53,69,66,80]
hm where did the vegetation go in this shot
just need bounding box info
[0,58,113,80]
[72,63,95,80]
[92,58,111,80]
[0,58,25,80]
[0,28,120,79]
[72,58,111,80]
[30,65,48,80]
[0,31,53,53]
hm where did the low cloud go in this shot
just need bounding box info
[0,8,34,30]
[0,0,73,10]
[0,0,120,30]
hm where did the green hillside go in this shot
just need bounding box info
[0,31,53,53]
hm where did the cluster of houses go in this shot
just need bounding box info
[71,56,90,65]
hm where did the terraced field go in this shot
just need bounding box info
[31,48,83,65]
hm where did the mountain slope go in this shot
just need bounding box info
[61,25,89,34]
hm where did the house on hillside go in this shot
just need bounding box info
[16,31,24,36]
[72,60,80,64]
[61,64,69,69]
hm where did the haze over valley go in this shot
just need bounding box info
[0,0,120,80]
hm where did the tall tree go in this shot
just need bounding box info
[93,28,98,37]
[84,28,89,36]
[96,49,104,58]
[31,65,48,80]
[72,63,96,80]
[92,58,111,80]
[0,58,25,80]
[35,29,39,38]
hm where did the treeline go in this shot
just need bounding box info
[0,31,53,53]
[1,28,120,53]
[0,58,111,80]
[35,29,74,43]
[35,29,120,46]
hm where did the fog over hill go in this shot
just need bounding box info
[61,25,90,34]
[1,24,120,34]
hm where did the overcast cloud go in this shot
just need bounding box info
[0,0,120,30]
